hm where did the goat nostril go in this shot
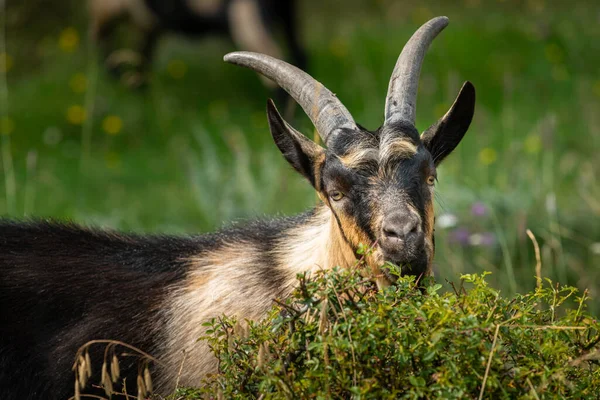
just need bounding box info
[410,223,419,234]
[383,226,400,239]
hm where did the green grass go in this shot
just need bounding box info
[2,0,600,310]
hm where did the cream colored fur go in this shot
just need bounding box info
[156,206,358,392]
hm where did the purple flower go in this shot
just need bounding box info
[471,202,488,217]
[450,227,470,245]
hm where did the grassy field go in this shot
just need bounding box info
[2,0,600,311]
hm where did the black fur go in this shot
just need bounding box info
[0,213,310,399]
[266,99,323,187]
[422,81,476,165]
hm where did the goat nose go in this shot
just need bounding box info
[382,214,420,242]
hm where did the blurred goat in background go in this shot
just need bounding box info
[88,0,307,88]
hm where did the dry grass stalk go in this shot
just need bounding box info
[318,298,329,334]
[136,375,146,400]
[71,339,161,399]
[74,378,80,400]
[85,351,92,378]
[257,343,267,369]
[101,361,113,396]
[143,365,153,394]
[111,354,120,383]
[526,229,542,289]
[100,361,108,385]
[227,329,234,351]
[78,360,87,389]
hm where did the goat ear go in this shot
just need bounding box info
[266,99,325,188]
[421,81,475,166]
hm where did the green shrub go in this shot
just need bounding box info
[176,268,599,399]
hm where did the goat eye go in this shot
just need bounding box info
[427,176,436,186]
[330,191,345,201]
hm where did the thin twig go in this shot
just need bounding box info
[174,350,187,390]
[448,280,461,297]
[478,324,500,400]
[524,325,587,331]
[273,298,301,316]
[526,229,542,289]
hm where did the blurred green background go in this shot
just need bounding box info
[2,0,600,311]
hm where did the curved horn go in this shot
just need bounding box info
[384,16,449,126]
[224,52,357,144]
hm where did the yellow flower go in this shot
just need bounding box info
[524,135,541,154]
[167,60,188,79]
[0,116,15,135]
[478,147,497,166]
[66,105,87,125]
[102,116,123,135]
[59,28,80,53]
[0,53,13,73]
[69,73,87,93]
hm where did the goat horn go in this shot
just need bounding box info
[384,16,449,127]
[224,51,357,144]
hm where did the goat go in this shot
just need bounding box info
[0,16,475,399]
[88,0,307,88]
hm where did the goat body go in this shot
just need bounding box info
[0,208,346,398]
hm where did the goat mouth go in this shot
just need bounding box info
[381,255,427,281]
